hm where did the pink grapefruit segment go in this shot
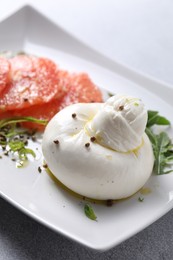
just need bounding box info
[0,55,65,111]
[0,57,10,95]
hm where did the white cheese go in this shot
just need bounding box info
[42,95,154,200]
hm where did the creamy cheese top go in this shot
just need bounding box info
[86,94,147,152]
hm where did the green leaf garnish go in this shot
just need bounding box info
[147,110,170,127]
[146,130,173,175]
[0,116,47,128]
[84,204,97,221]
[138,197,144,202]
[0,116,47,167]
[108,92,114,97]
[146,111,173,175]
[9,140,36,160]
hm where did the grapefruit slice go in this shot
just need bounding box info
[58,72,103,110]
[0,57,10,94]
[0,55,65,111]
[12,98,61,131]
[20,73,102,130]
[0,56,103,131]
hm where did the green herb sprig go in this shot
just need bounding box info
[0,116,47,128]
[146,111,173,175]
[0,116,47,167]
[84,204,97,221]
[138,197,144,202]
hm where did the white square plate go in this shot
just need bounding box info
[1,5,173,251]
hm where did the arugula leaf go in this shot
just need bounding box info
[147,110,170,127]
[84,204,97,221]
[146,111,173,175]
[154,132,173,174]
[145,127,157,148]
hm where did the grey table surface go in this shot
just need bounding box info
[1,1,173,259]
